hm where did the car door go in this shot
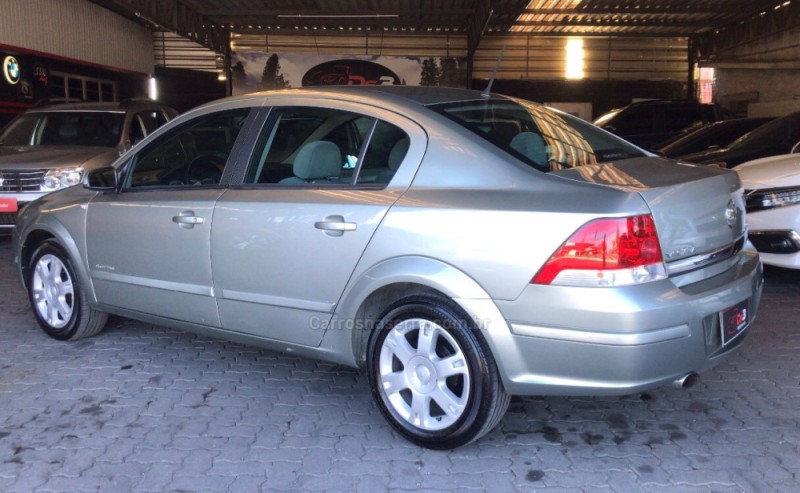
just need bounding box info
[86,106,253,326]
[211,102,425,346]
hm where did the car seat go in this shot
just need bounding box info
[510,132,549,170]
[280,140,342,184]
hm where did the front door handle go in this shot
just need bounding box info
[315,215,356,237]
[172,211,204,229]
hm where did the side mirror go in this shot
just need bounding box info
[84,166,118,191]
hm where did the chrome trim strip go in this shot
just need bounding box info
[91,271,213,296]
[220,289,335,313]
[667,234,746,275]
[510,322,691,346]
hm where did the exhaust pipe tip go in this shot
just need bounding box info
[673,372,698,389]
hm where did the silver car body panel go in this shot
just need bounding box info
[86,189,224,327]
[13,87,763,397]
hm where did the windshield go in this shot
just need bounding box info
[429,98,645,172]
[593,109,620,127]
[0,111,125,147]
[728,112,800,152]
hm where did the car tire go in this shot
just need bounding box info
[28,240,108,341]
[367,295,510,449]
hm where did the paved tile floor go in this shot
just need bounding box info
[0,234,798,492]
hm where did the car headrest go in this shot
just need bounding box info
[293,141,342,180]
[510,132,547,165]
[388,137,410,171]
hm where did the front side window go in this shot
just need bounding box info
[126,108,250,188]
[430,98,645,172]
[246,107,408,186]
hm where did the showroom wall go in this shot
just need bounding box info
[232,32,689,118]
[0,0,153,74]
[708,26,800,117]
[0,0,155,125]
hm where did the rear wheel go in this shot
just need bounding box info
[28,240,108,341]
[367,295,510,449]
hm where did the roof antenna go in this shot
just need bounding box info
[481,44,506,99]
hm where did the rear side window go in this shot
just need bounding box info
[608,108,655,134]
[664,106,703,133]
[246,106,408,186]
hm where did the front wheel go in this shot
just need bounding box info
[28,240,108,341]
[367,295,510,449]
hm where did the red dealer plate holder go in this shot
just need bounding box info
[0,198,18,213]
[720,299,749,346]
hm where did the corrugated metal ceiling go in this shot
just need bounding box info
[143,0,785,36]
[90,0,798,59]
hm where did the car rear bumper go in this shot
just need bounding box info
[478,250,762,396]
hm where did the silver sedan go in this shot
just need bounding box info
[13,87,763,449]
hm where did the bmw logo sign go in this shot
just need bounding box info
[4,56,21,85]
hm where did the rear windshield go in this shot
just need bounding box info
[727,112,800,152]
[429,98,645,172]
[0,111,125,147]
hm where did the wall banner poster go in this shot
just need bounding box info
[231,52,467,95]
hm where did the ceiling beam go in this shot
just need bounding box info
[467,0,494,58]
[697,0,800,59]
[201,9,473,17]
[92,0,228,52]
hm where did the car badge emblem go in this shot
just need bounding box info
[725,199,738,229]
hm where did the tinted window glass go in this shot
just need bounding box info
[0,111,124,147]
[356,120,409,185]
[431,98,644,172]
[664,106,703,133]
[607,108,655,134]
[127,108,249,188]
[136,110,169,134]
[247,107,373,185]
[729,112,800,152]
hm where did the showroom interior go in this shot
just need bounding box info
[1,0,799,491]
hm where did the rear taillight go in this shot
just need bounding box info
[532,214,667,287]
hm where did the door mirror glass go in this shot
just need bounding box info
[84,166,117,191]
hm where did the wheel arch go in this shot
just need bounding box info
[326,256,516,379]
[18,222,92,301]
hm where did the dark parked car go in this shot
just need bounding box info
[594,99,727,149]
[652,117,774,158]
[678,111,800,168]
[0,100,177,229]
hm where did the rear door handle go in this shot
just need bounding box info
[315,215,356,237]
[172,211,204,229]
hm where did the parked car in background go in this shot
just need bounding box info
[593,99,727,149]
[0,100,177,229]
[13,87,762,449]
[737,153,800,269]
[652,117,774,159]
[678,110,800,168]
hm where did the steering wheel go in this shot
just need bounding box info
[791,140,800,154]
[186,153,227,185]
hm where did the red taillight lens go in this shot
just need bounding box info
[532,214,665,286]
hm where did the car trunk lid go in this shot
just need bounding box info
[551,157,746,267]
